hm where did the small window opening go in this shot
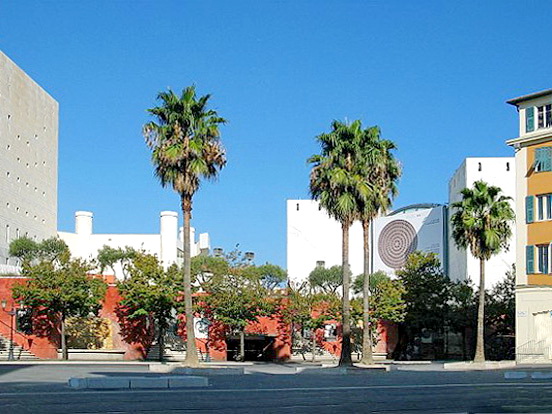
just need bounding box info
[478,162,482,171]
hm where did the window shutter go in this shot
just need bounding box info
[527,107,535,132]
[535,148,544,171]
[526,195,534,223]
[544,147,552,172]
[526,245,535,274]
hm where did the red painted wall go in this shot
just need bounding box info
[0,277,58,359]
[0,276,395,361]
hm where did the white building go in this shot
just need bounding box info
[287,199,364,284]
[372,204,447,274]
[447,157,516,288]
[287,157,515,287]
[286,200,446,284]
[59,211,210,278]
[0,51,58,273]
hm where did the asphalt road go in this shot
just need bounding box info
[0,363,551,413]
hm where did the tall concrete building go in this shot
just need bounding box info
[0,51,58,272]
[447,157,516,288]
[506,89,552,363]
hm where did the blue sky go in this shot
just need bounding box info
[1,1,551,268]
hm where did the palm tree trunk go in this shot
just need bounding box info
[360,220,374,365]
[339,222,353,367]
[60,313,68,361]
[239,329,245,362]
[474,258,486,363]
[182,196,199,367]
[158,323,165,362]
[311,330,316,363]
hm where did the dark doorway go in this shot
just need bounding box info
[226,334,275,361]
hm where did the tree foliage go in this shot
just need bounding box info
[352,271,406,324]
[9,236,70,266]
[96,245,137,278]
[451,181,514,261]
[396,252,450,333]
[308,265,342,294]
[11,238,107,360]
[192,251,284,361]
[117,253,182,361]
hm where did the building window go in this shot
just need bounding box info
[5,225,9,243]
[547,104,552,128]
[538,106,545,129]
[506,162,510,171]
[538,245,549,274]
[537,194,552,221]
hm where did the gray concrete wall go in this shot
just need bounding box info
[0,51,58,268]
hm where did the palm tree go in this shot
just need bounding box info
[308,120,370,366]
[451,180,514,363]
[358,129,400,365]
[143,86,226,366]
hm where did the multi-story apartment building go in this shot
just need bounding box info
[507,89,552,363]
[448,157,516,288]
[0,51,58,272]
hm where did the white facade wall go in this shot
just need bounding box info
[447,157,516,288]
[287,200,363,284]
[59,211,210,279]
[372,205,446,274]
[0,51,58,271]
[287,200,445,284]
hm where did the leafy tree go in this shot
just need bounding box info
[117,253,182,361]
[9,236,70,266]
[308,265,342,294]
[11,240,107,360]
[451,180,515,362]
[257,264,287,290]
[191,255,229,287]
[96,245,137,279]
[143,86,226,366]
[308,120,371,366]
[356,127,401,365]
[394,252,450,360]
[284,282,340,362]
[485,265,515,360]
[352,271,406,357]
[9,236,39,263]
[201,264,273,361]
[447,279,477,359]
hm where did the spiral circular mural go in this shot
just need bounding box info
[377,219,418,269]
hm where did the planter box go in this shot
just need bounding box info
[57,349,126,361]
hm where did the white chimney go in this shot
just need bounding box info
[160,211,178,268]
[75,211,93,236]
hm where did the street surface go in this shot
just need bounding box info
[0,362,551,413]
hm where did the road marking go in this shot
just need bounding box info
[0,381,549,398]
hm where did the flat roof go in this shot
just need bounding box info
[507,89,552,106]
